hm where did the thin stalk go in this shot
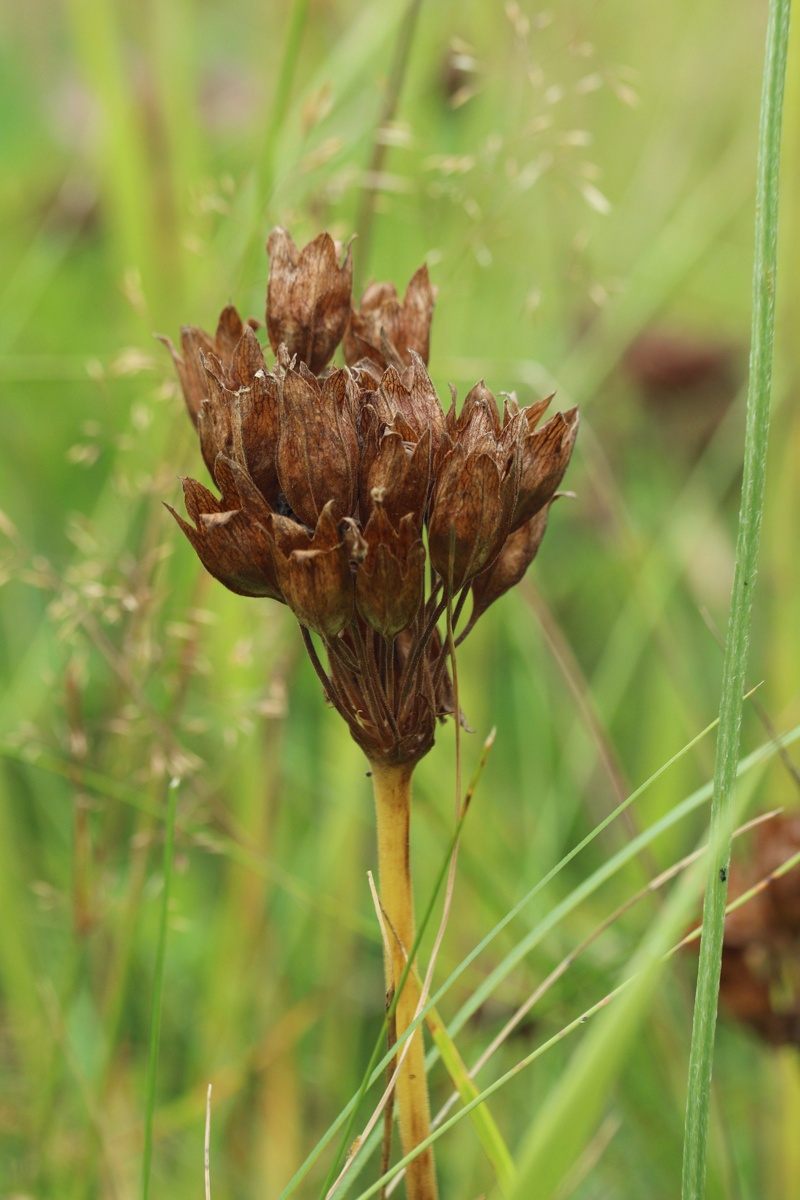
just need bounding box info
[141,777,179,1200]
[398,596,448,713]
[234,0,309,286]
[371,762,438,1200]
[681,1,791,1197]
[354,0,426,287]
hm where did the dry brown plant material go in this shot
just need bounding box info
[162,227,579,1197]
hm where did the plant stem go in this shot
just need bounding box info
[142,777,179,1200]
[371,762,438,1200]
[354,0,426,288]
[681,1,791,1197]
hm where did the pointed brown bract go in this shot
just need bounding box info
[276,366,359,527]
[356,502,425,638]
[268,502,354,638]
[375,354,446,456]
[343,264,436,371]
[266,228,353,374]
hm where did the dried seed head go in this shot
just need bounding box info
[266,228,353,374]
[162,226,577,768]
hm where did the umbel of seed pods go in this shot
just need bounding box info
[162,228,579,767]
[163,230,577,1199]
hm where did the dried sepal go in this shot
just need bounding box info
[376,354,445,454]
[428,443,520,590]
[266,228,353,374]
[158,305,245,426]
[343,265,436,371]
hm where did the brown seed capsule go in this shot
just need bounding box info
[266,228,353,374]
[163,228,579,772]
[276,366,359,527]
[166,475,283,600]
[343,265,436,371]
[359,409,432,531]
[268,502,354,638]
[158,305,245,425]
[428,380,525,589]
[375,354,446,456]
[512,405,579,532]
[356,502,426,638]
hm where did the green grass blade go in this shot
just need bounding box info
[141,777,180,1200]
[289,717,800,1197]
[424,1003,516,1193]
[681,2,792,1197]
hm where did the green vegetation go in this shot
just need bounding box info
[1,1,797,1197]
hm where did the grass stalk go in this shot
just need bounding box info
[142,778,180,1200]
[371,761,437,1200]
[63,0,159,318]
[681,2,792,1197]
[234,0,309,286]
[354,0,426,287]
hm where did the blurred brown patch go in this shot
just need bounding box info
[696,814,800,1045]
[624,329,741,458]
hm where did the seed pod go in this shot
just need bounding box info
[166,475,282,601]
[276,367,359,527]
[268,502,354,638]
[356,503,425,638]
[512,406,579,531]
[343,264,436,371]
[266,228,353,374]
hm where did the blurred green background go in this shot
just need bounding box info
[1,0,799,1196]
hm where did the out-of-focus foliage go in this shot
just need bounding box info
[1,0,799,1196]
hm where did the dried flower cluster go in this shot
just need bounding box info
[162,228,578,767]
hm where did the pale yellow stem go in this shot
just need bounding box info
[371,761,438,1200]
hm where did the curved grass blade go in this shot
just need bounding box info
[682,1,792,1195]
[285,716,800,1198]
